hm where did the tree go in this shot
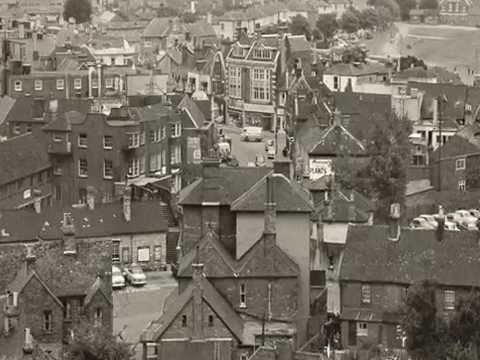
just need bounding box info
[363,113,412,221]
[398,55,427,71]
[63,0,92,23]
[369,0,401,19]
[341,45,368,63]
[339,8,361,33]
[359,8,379,29]
[315,13,338,41]
[289,15,312,40]
[450,291,480,360]
[402,281,450,360]
[420,0,439,9]
[375,6,395,29]
[182,12,199,23]
[66,322,134,360]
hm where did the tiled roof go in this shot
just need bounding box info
[0,132,50,186]
[0,201,170,243]
[179,167,271,205]
[231,174,313,213]
[317,188,374,223]
[340,225,480,287]
[287,35,311,53]
[323,62,388,76]
[309,122,366,157]
[140,275,244,342]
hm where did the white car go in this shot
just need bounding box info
[124,263,147,286]
[469,209,480,218]
[418,214,438,228]
[410,217,436,230]
[112,266,126,289]
[452,210,478,226]
[444,221,460,231]
[240,126,263,142]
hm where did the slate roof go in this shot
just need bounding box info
[140,275,244,342]
[178,95,207,128]
[340,225,480,287]
[323,62,388,76]
[231,174,313,213]
[309,122,367,157]
[0,132,50,186]
[179,167,271,205]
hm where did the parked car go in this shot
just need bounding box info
[448,210,478,226]
[444,221,460,231]
[469,209,480,218]
[418,214,438,228]
[123,263,147,286]
[112,266,126,289]
[410,217,436,230]
[240,126,263,142]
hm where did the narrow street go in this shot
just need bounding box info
[113,271,177,359]
[220,125,289,167]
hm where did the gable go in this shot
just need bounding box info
[237,239,300,278]
[20,273,63,309]
[162,298,194,339]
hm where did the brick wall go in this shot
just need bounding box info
[341,282,405,313]
[20,275,64,343]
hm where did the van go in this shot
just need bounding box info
[240,126,263,142]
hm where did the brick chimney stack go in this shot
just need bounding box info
[264,176,276,250]
[192,246,204,340]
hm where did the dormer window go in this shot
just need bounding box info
[253,48,271,60]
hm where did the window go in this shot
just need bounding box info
[140,156,145,174]
[444,290,455,310]
[94,308,102,327]
[458,179,466,192]
[122,247,130,263]
[208,315,214,327]
[149,130,157,143]
[13,124,21,134]
[128,158,140,177]
[92,78,98,88]
[181,315,187,327]
[64,300,72,320]
[154,245,162,261]
[26,123,32,133]
[149,154,158,172]
[251,68,270,102]
[357,322,368,336]
[456,158,466,170]
[361,284,371,304]
[105,78,114,89]
[240,354,248,360]
[146,343,158,360]
[171,123,182,138]
[74,78,82,90]
[78,159,88,177]
[34,79,43,91]
[43,311,52,332]
[333,76,339,90]
[78,133,87,147]
[228,66,242,98]
[170,144,181,165]
[240,283,246,308]
[53,133,63,142]
[112,240,120,262]
[253,48,271,59]
[128,133,140,148]
[161,126,166,139]
[140,131,146,145]
[104,159,113,179]
[56,78,65,90]
[103,135,113,149]
[137,246,150,262]
[14,80,22,91]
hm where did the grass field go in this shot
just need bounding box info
[365,22,480,70]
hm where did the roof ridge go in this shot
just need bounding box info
[231,171,273,209]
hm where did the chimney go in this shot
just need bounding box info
[201,150,221,179]
[86,186,96,210]
[333,109,342,127]
[23,328,33,354]
[33,195,41,214]
[191,246,204,340]
[61,212,77,255]
[264,176,276,250]
[273,160,293,181]
[388,203,401,241]
[24,245,36,276]
[123,186,132,222]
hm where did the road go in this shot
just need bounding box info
[220,125,289,167]
[113,271,177,359]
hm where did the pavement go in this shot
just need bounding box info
[219,124,289,167]
[113,271,177,359]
